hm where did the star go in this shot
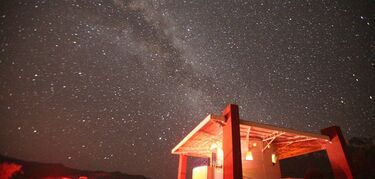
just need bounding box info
[0,0,374,178]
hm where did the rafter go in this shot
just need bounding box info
[262,132,285,151]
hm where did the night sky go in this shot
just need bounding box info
[0,0,374,178]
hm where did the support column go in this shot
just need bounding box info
[321,126,354,179]
[177,154,187,179]
[222,104,243,179]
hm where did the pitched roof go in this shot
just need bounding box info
[172,114,330,159]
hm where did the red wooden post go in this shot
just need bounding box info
[321,126,354,179]
[177,154,187,179]
[222,104,243,179]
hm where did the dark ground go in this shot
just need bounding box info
[0,154,149,179]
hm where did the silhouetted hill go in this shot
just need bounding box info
[0,155,149,179]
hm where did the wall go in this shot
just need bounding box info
[241,138,281,179]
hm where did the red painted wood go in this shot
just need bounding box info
[222,104,243,179]
[321,126,354,179]
[177,154,187,179]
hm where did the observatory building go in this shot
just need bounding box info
[171,104,353,179]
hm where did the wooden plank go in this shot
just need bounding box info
[171,114,213,154]
[240,120,330,141]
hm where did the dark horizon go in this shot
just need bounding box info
[2,137,375,179]
[0,0,374,178]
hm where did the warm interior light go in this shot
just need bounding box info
[217,148,223,160]
[210,143,217,150]
[192,166,208,179]
[252,142,257,147]
[216,148,223,166]
[245,150,253,161]
[271,153,277,164]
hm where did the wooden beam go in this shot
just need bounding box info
[222,104,243,179]
[177,154,187,179]
[172,114,213,154]
[262,132,285,141]
[240,120,330,141]
[321,126,354,179]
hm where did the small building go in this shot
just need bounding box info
[171,104,354,179]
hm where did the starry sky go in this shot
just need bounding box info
[0,0,374,178]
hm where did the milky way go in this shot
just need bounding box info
[0,0,374,178]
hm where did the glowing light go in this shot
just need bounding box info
[210,143,217,150]
[252,142,257,147]
[192,165,208,179]
[216,148,223,166]
[0,162,22,179]
[245,151,253,161]
[271,153,277,164]
[217,148,223,160]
